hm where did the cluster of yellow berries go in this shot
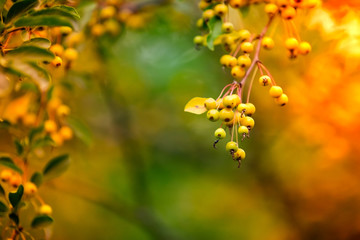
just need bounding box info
[50,42,79,68]
[1,169,53,215]
[204,90,256,167]
[45,98,73,146]
[186,0,318,166]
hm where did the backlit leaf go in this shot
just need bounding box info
[184,97,207,115]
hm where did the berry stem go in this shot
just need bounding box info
[240,16,274,87]
[246,66,258,103]
[290,20,302,41]
[258,62,277,86]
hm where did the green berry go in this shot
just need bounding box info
[207,109,220,121]
[226,141,238,152]
[215,128,226,139]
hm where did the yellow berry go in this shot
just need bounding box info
[100,6,117,19]
[60,26,72,35]
[47,98,62,112]
[259,75,271,86]
[104,19,121,35]
[298,41,312,55]
[241,42,254,53]
[49,44,64,56]
[223,95,237,109]
[202,9,215,21]
[92,24,105,37]
[281,6,296,20]
[275,93,288,106]
[285,37,299,50]
[214,4,228,17]
[237,55,251,68]
[237,103,248,114]
[232,94,241,106]
[245,103,256,116]
[51,56,62,67]
[238,29,251,41]
[222,22,234,33]
[204,98,217,110]
[269,86,283,98]
[44,120,57,133]
[229,0,243,8]
[216,98,225,110]
[238,125,249,135]
[231,66,245,80]
[207,109,220,121]
[194,35,204,46]
[233,148,245,160]
[1,169,12,182]
[59,126,73,140]
[9,175,21,188]
[261,36,275,50]
[64,48,78,61]
[57,105,70,117]
[50,132,64,146]
[24,182,37,196]
[265,3,279,16]
[220,54,237,68]
[214,128,226,139]
[39,204,53,215]
[198,0,210,10]
[241,116,255,129]
[23,113,37,126]
[226,141,238,152]
[219,108,234,122]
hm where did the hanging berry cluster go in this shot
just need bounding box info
[185,0,320,167]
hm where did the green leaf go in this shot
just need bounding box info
[0,0,6,17]
[9,213,19,225]
[0,201,8,213]
[43,154,70,177]
[14,15,74,28]
[22,38,51,48]
[239,5,250,17]
[31,136,53,149]
[31,215,53,228]
[0,157,23,174]
[0,184,5,197]
[29,125,44,142]
[8,185,23,208]
[5,0,38,23]
[14,140,23,155]
[206,17,222,51]
[30,5,80,20]
[67,117,93,145]
[6,45,54,62]
[8,61,52,91]
[30,172,43,187]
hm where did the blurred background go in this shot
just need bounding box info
[38,0,360,239]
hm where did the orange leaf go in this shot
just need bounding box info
[184,97,207,115]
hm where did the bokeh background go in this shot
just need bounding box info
[37,0,360,239]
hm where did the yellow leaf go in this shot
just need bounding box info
[184,97,207,115]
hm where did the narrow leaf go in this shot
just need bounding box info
[0,201,8,213]
[6,45,54,61]
[66,117,92,145]
[184,97,207,115]
[0,184,5,196]
[31,136,54,150]
[9,185,24,208]
[43,154,70,177]
[0,157,23,174]
[206,17,222,51]
[31,215,53,228]
[30,172,43,187]
[29,125,44,142]
[14,140,23,155]
[30,5,80,20]
[22,38,51,48]
[14,15,74,28]
[9,213,19,225]
[5,0,38,23]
